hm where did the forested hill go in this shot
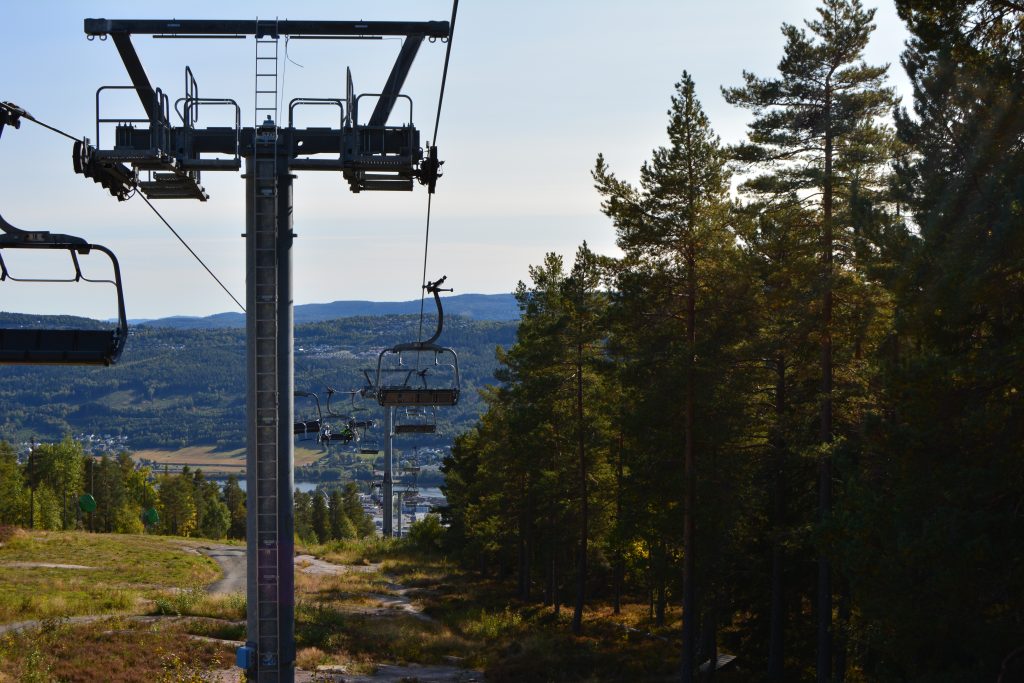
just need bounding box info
[0,313,516,449]
[131,293,520,328]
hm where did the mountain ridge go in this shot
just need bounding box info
[129,292,519,328]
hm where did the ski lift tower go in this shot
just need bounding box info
[76,16,450,682]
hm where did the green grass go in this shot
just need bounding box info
[0,530,220,622]
[0,532,715,681]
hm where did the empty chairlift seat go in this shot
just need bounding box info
[293,391,325,441]
[0,219,128,366]
[394,406,438,434]
[374,276,461,408]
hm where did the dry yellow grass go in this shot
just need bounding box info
[132,445,325,474]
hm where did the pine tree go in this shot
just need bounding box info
[723,2,896,677]
[733,198,821,680]
[341,483,375,538]
[837,2,1024,679]
[30,437,87,530]
[0,443,27,525]
[564,243,610,635]
[311,490,330,543]
[328,489,355,540]
[293,490,315,544]
[595,71,751,681]
[157,473,197,537]
[223,475,247,539]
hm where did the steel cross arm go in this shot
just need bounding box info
[110,33,161,124]
[186,127,370,157]
[84,18,450,39]
[368,35,424,127]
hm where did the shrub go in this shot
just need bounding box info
[406,513,444,553]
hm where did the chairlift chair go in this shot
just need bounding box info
[321,422,355,444]
[325,385,381,452]
[358,433,380,455]
[293,390,324,442]
[0,223,128,365]
[394,405,438,434]
[375,276,460,407]
[0,104,128,366]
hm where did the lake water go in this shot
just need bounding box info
[232,481,444,498]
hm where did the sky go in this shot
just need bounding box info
[0,1,912,320]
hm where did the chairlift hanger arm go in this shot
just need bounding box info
[394,275,452,351]
[294,390,322,422]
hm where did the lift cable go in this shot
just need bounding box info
[431,0,459,147]
[136,193,246,313]
[0,102,80,143]
[416,0,459,344]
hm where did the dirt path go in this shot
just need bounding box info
[362,583,438,623]
[0,614,107,636]
[199,548,382,594]
[197,545,246,594]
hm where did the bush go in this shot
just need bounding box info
[0,525,22,544]
[460,606,523,641]
[406,513,444,553]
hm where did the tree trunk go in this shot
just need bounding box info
[573,341,588,635]
[835,578,851,682]
[682,248,698,683]
[656,539,667,626]
[544,509,554,606]
[518,475,530,602]
[553,539,561,618]
[817,84,834,683]
[768,355,787,681]
[701,608,718,683]
[613,430,624,615]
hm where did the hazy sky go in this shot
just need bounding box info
[0,1,911,319]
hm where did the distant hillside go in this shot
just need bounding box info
[132,293,520,329]
[0,313,517,450]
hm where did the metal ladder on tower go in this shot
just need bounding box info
[252,24,283,679]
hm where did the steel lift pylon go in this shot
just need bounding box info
[75,17,449,682]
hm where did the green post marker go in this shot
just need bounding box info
[78,493,97,513]
[142,507,159,530]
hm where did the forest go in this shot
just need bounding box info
[0,314,516,449]
[0,437,375,543]
[440,1,1023,681]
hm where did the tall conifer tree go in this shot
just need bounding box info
[723,2,895,677]
[595,72,744,682]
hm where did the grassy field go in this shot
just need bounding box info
[0,530,725,682]
[0,530,220,623]
[297,538,708,682]
[132,445,326,474]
